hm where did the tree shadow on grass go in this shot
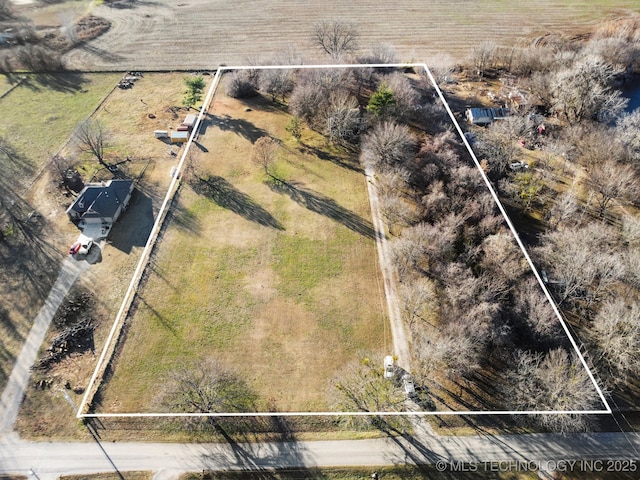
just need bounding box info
[268,178,376,239]
[298,142,363,173]
[21,72,89,93]
[192,175,284,230]
[210,114,271,143]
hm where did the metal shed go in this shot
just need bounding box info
[170,131,189,143]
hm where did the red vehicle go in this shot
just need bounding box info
[69,238,92,256]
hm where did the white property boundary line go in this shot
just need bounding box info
[77,68,224,417]
[77,63,611,420]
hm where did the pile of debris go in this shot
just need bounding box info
[118,71,143,89]
[33,319,95,371]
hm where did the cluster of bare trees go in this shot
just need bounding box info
[218,28,631,428]
[503,348,601,433]
[466,19,640,406]
[356,55,620,428]
[357,90,592,421]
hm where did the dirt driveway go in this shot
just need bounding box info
[61,0,640,70]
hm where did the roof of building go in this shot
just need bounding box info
[467,107,509,123]
[67,179,134,219]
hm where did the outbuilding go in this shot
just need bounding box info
[182,113,197,129]
[170,131,189,143]
[465,107,508,125]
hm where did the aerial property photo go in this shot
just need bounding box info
[1,1,640,479]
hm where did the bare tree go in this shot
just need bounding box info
[385,72,420,120]
[471,41,497,77]
[427,52,456,84]
[475,125,520,176]
[357,42,398,65]
[420,180,449,222]
[587,159,640,218]
[513,278,562,347]
[50,154,83,193]
[258,49,301,102]
[225,70,258,98]
[536,223,624,305]
[399,277,438,329]
[251,136,279,175]
[549,55,627,123]
[591,298,640,384]
[622,213,640,248]
[379,192,415,232]
[504,348,600,433]
[289,68,351,127]
[623,248,640,290]
[546,189,580,229]
[479,230,527,285]
[570,124,625,172]
[616,109,640,164]
[360,121,415,170]
[414,320,485,382]
[391,215,462,279]
[323,89,362,144]
[74,119,109,167]
[312,19,359,61]
[329,356,408,431]
[259,68,294,102]
[159,358,258,431]
[289,79,326,125]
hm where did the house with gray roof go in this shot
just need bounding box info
[66,179,134,230]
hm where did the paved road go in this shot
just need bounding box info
[1,429,639,479]
[0,256,89,434]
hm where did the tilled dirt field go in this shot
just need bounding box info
[60,0,640,70]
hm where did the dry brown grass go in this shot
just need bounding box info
[15,73,191,439]
[89,81,388,415]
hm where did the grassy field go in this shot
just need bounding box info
[0,73,121,187]
[93,86,388,414]
[0,72,122,393]
[14,73,198,438]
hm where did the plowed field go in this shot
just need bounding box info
[60,0,640,70]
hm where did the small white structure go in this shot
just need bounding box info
[383,356,394,379]
[154,130,168,138]
[170,131,189,143]
[182,114,197,129]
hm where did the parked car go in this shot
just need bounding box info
[69,238,92,256]
[383,355,394,379]
[402,374,416,398]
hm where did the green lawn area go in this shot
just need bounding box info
[0,72,122,394]
[96,92,389,413]
[0,73,122,185]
